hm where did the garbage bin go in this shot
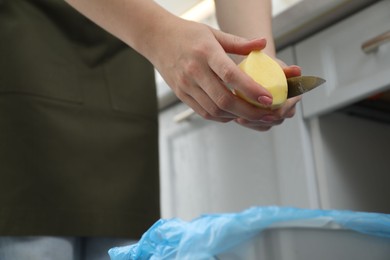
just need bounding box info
[217,224,390,260]
[109,206,390,260]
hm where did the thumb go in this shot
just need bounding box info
[212,28,267,55]
[283,65,302,78]
[209,28,272,106]
[275,58,302,78]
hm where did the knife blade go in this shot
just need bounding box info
[287,76,326,98]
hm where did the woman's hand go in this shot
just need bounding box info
[148,19,277,123]
[234,63,302,131]
[148,18,301,130]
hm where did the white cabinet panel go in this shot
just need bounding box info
[295,0,390,118]
[159,103,281,220]
[271,47,320,208]
[293,0,390,213]
[310,112,390,213]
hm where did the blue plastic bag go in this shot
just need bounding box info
[108,206,390,260]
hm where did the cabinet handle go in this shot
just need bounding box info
[361,30,390,53]
[173,108,196,123]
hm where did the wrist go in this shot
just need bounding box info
[135,10,179,62]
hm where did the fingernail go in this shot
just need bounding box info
[291,65,301,70]
[258,96,273,106]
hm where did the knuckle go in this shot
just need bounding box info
[192,44,208,57]
[231,35,241,46]
[215,94,233,111]
[184,60,201,77]
[174,90,186,101]
[199,111,213,121]
[170,71,190,91]
[273,119,285,125]
[286,108,296,118]
[219,65,235,83]
[177,76,189,89]
[208,105,225,117]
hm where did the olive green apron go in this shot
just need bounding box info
[0,0,160,237]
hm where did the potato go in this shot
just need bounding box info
[235,50,287,109]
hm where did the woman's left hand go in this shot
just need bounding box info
[234,64,302,131]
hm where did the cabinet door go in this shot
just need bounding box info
[295,0,390,118]
[159,47,318,220]
[270,48,321,209]
[159,103,281,220]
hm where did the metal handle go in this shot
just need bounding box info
[173,108,196,123]
[361,30,390,53]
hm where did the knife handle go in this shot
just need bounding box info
[361,30,390,53]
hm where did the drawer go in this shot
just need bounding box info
[295,0,390,118]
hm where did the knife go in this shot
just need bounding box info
[173,75,326,123]
[287,76,326,98]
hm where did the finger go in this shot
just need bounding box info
[177,91,234,123]
[173,61,242,119]
[234,119,273,132]
[284,96,301,111]
[207,50,273,111]
[236,117,285,127]
[209,30,273,107]
[283,65,302,78]
[175,54,268,120]
[183,83,238,119]
[273,96,301,118]
[285,105,297,118]
[212,28,267,55]
[194,65,277,121]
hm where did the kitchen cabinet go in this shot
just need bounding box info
[295,0,390,118]
[159,102,279,220]
[294,0,390,212]
[308,112,390,212]
[159,48,318,220]
[159,102,277,220]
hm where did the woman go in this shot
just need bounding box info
[0,0,301,259]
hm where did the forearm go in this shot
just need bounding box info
[64,0,177,59]
[214,0,275,57]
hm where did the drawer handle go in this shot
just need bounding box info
[361,30,390,53]
[173,108,195,123]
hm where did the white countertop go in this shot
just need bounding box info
[273,0,379,49]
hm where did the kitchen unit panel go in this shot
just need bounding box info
[309,112,390,213]
[159,103,280,220]
[295,0,390,118]
[293,1,390,213]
